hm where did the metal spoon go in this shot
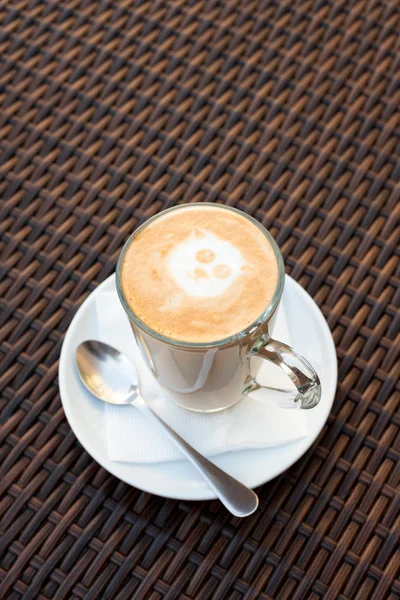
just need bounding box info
[75,340,259,517]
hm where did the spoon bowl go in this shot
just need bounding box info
[76,340,138,404]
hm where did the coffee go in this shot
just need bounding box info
[121,205,278,343]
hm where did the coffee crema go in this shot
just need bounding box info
[121,205,279,343]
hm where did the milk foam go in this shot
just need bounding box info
[121,205,279,343]
[167,229,247,298]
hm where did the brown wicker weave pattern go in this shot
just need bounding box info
[0,0,399,598]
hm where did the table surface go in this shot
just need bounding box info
[1,1,399,599]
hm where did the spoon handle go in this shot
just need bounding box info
[136,402,259,517]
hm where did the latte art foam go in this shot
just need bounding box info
[167,229,247,298]
[121,205,279,343]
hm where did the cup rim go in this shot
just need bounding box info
[116,203,285,349]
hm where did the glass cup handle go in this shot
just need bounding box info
[244,335,322,409]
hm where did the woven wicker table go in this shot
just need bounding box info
[1,1,399,599]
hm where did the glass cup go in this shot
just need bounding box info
[116,203,321,412]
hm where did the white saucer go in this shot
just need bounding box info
[59,275,337,500]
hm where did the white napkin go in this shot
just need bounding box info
[96,289,307,463]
